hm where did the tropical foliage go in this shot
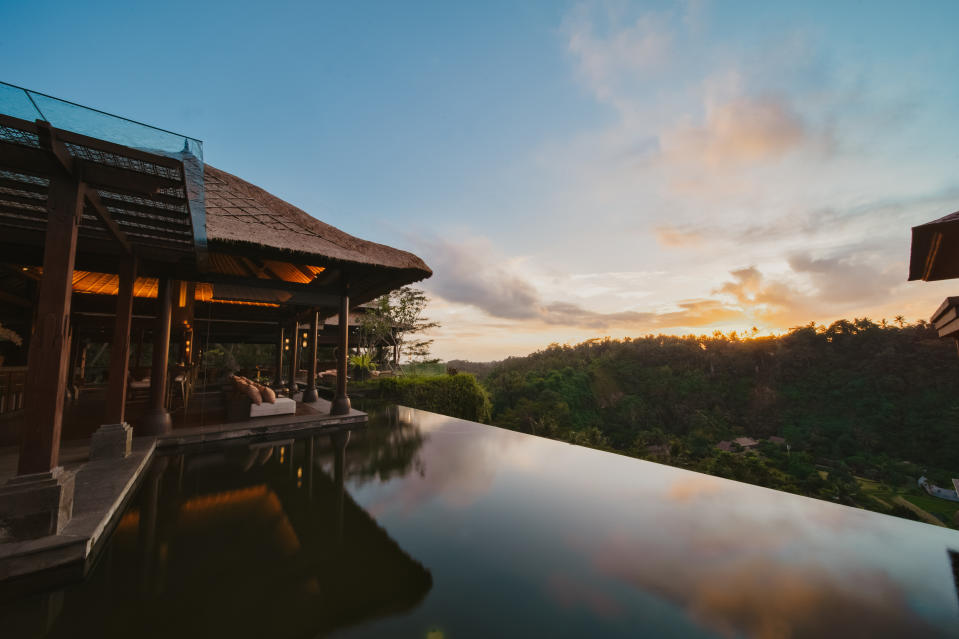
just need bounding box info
[370,374,492,423]
[479,319,959,525]
[358,286,440,369]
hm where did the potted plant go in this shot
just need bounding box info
[348,353,377,381]
[0,323,23,367]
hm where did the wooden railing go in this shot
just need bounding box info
[0,366,27,415]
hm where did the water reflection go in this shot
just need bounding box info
[340,408,959,638]
[0,425,432,639]
[2,406,958,638]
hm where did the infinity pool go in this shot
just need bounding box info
[3,406,958,637]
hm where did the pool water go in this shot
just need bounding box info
[2,406,958,638]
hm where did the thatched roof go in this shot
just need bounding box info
[908,210,959,281]
[203,165,431,279]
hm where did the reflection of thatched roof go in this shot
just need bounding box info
[204,165,432,279]
[909,210,959,281]
[53,457,433,639]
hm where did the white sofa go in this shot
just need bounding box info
[249,396,296,418]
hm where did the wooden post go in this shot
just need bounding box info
[133,328,144,370]
[104,257,137,425]
[141,275,172,435]
[67,320,81,401]
[330,289,351,415]
[287,318,299,396]
[273,325,284,390]
[17,176,83,475]
[302,310,319,403]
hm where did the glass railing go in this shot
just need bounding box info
[0,81,202,160]
[0,81,207,250]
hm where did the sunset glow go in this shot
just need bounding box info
[6,1,958,360]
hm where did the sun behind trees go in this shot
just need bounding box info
[476,318,959,527]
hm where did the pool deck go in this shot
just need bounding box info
[157,397,366,450]
[0,398,366,592]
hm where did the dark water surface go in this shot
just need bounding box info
[2,406,958,638]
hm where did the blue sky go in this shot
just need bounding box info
[5,1,959,360]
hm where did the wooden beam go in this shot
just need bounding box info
[0,140,58,176]
[238,256,269,279]
[200,272,343,300]
[83,187,132,254]
[51,124,185,171]
[18,175,83,474]
[34,121,74,175]
[251,257,288,281]
[97,194,190,222]
[76,161,181,196]
[105,257,137,424]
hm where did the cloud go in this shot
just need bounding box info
[419,237,748,332]
[654,225,704,247]
[662,94,807,167]
[565,7,673,103]
[787,252,899,304]
[655,187,959,251]
[419,237,542,320]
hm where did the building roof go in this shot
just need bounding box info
[204,165,431,278]
[908,210,959,282]
[733,437,759,448]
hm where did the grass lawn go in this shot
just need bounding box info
[904,493,959,525]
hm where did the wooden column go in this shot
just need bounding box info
[273,325,284,390]
[104,257,137,425]
[67,320,81,401]
[133,328,144,370]
[330,289,351,415]
[302,310,319,403]
[141,275,172,435]
[17,176,83,475]
[287,318,299,396]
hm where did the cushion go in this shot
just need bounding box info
[241,382,262,405]
[257,385,276,404]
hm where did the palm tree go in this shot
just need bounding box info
[894,315,905,328]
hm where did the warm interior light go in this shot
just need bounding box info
[301,340,308,348]
[296,467,303,478]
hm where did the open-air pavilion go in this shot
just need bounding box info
[0,83,430,557]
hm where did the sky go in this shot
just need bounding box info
[4,0,959,361]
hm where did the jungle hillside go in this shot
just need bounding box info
[452,319,959,528]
